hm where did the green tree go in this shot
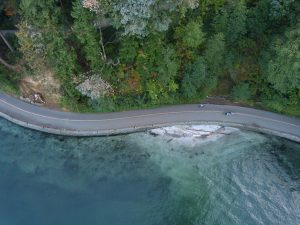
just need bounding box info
[213,0,247,46]
[119,37,139,63]
[136,35,179,84]
[175,19,205,49]
[263,24,300,93]
[156,46,179,84]
[19,0,60,24]
[181,56,207,98]
[231,83,253,101]
[247,0,298,38]
[204,33,226,77]
[17,0,62,73]
[17,0,80,108]
[71,0,104,72]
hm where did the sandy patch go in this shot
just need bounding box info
[19,70,62,109]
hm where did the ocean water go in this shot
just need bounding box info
[0,118,299,225]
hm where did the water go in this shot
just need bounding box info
[0,118,299,225]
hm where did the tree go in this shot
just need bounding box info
[176,0,199,15]
[204,33,226,77]
[17,0,79,105]
[16,20,47,73]
[71,0,105,72]
[263,24,300,93]
[112,0,155,36]
[175,19,205,49]
[231,83,253,101]
[213,0,247,46]
[181,56,207,98]
[136,34,179,84]
[110,0,169,37]
[16,0,61,73]
[179,0,199,10]
[19,0,60,24]
[246,0,270,37]
[119,37,139,63]
[156,46,179,84]
[133,35,179,103]
[268,0,295,21]
[108,0,201,37]
[247,0,298,38]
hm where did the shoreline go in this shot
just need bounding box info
[1,111,299,143]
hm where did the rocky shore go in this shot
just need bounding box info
[149,125,239,145]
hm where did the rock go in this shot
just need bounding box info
[149,125,239,146]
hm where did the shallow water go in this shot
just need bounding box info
[0,118,299,225]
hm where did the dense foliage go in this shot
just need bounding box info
[0,0,299,116]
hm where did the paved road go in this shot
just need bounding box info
[0,93,299,141]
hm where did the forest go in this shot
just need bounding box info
[0,0,299,116]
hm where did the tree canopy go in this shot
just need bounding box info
[263,24,300,93]
[0,0,299,116]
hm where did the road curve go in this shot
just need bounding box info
[0,92,299,141]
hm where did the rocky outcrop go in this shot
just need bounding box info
[149,125,239,145]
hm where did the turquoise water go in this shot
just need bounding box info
[0,118,299,225]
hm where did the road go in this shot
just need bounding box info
[0,93,299,141]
